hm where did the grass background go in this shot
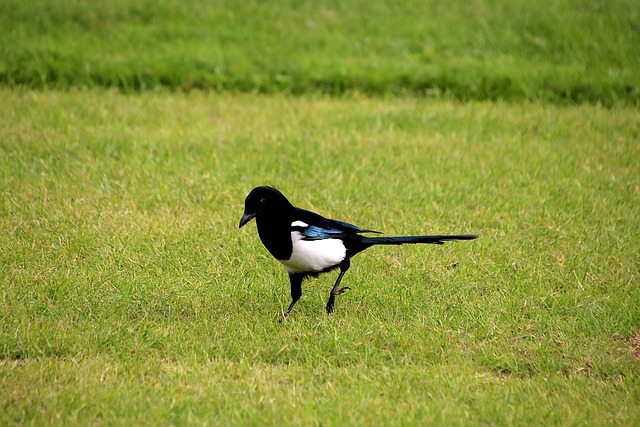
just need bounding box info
[2,90,639,425]
[1,0,640,425]
[1,0,639,104]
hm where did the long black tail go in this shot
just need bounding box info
[361,234,478,246]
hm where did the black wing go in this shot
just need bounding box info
[293,208,380,240]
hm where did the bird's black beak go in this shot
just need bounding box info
[238,212,256,228]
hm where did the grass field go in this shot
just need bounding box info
[2,0,640,425]
[1,0,639,104]
[1,89,639,425]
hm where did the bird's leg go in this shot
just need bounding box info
[326,260,350,314]
[279,273,303,322]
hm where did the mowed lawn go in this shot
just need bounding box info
[1,89,638,425]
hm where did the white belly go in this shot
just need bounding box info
[280,231,346,273]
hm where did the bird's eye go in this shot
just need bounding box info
[259,198,266,204]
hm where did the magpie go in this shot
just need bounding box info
[239,186,478,320]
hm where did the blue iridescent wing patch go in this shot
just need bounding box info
[301,225,345,240]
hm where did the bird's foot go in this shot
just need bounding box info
[326,287,350,314]
[326,297,335,314]
[332,286,351,296]
[278,304,295,322]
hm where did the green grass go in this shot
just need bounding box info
[1,0,639,104]
[1,89,639,425]
[2,1,638,423]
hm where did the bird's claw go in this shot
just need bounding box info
[326,299,335,314]
[326,287,350,314]
[332,286,351,296]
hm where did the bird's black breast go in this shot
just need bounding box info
[255,214,293,260]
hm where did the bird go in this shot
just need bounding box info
[238,186,478,320]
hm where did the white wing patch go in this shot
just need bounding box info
[280,230,346,273]
[291,220,308,228]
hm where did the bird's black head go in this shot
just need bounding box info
[238,186,293,228]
